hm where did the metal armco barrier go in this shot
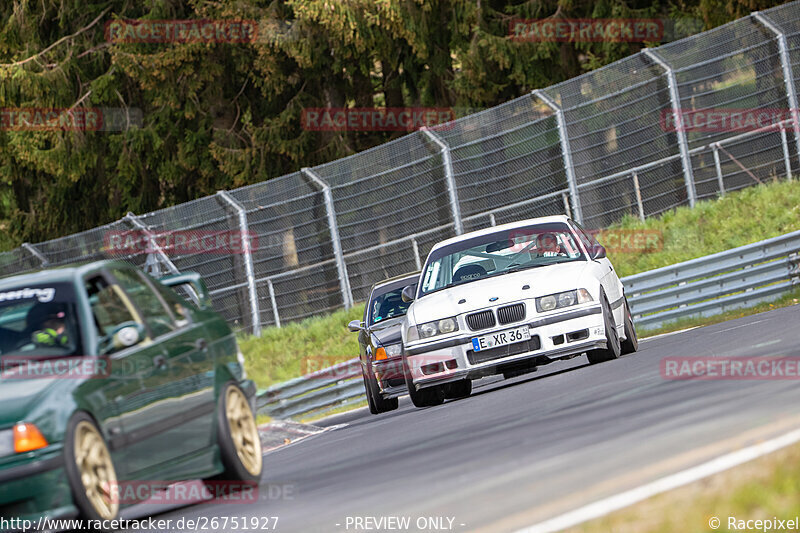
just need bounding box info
[258,231,800,420]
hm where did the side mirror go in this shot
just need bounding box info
[401,284,417,303]
[347,320,364,332]
[591,244,607,260]
[158,272,212,309]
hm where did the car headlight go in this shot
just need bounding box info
[417,316,459,339]
[536,289,593,313]
[376,343,403,360]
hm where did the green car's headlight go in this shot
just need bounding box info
[536,289,592,313]
[417,316,459,339]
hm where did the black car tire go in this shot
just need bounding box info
[208,382,263,484]
[587,292,621,364]
[402,348,445,408]
[620,297,639,355]
[444,379,472,399]
[63,412,119,524]
[363,364,399,415]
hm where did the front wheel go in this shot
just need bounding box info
[210,382,263,483]
[587,293,621,364]
[620,298,638,355]
[363,364,399,415]
[402,349,445,408]
[63,412,119,522]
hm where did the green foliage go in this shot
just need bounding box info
[0,0,768,247]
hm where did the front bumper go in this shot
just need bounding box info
[372,358,407,399]
[404,304,605,390]
[0,445,77,525]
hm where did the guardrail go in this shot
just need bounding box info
[257,231,800,420]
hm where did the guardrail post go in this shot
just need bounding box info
[267,279,281,328]
[534,90,583,223]
[301,167,354,309]
[643,48,698,207]
[421,128,464,235]
[712,143,726,196]
[632,171,645,221]
[217,191,262,336]
[754,12,800,173]
[124,213,180,277]
[21,243,48,267]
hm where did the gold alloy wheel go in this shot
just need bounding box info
[73,420,118,520]
[225,386,263,476]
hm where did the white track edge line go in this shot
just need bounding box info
[515,426,800,533]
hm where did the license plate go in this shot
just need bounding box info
[471,325,530,352]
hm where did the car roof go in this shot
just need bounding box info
[430,215,573,253]
[370,271,420,292]
[0,259,141,291]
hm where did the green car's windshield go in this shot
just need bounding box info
[0,283,82,364]
[419,222,585,297]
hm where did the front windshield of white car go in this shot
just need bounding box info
[419,222,585,296]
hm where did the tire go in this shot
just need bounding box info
[63,412,119,522]
[444,379,472,399]
[362,364,399,415]
[209,382,263,483]
[402,349,445,408]
[620,298,639,355]
[587,293,621,365]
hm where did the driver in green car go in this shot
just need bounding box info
[28,305,70,347]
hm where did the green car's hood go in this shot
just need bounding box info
[0,378,61,428]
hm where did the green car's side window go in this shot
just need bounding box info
[111,269,177,339]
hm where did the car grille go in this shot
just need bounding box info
[466,310,495,331]
[467,336,541,365]
[497,303,525,325]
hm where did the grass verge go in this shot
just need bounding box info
[570,440,800,533]
[240,180,800,390]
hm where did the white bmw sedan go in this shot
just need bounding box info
[400,215,638,408]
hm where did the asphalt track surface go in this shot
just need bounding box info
[122,304,800,533]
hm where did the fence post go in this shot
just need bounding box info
[643,48,698,207]
[712,143,725,196]
[267,279,281,328]
[217,191,262,337]
[754,11,800,172]
[421,128,464,235]
[631,172,645,221]
[411,239,422,271]
[533,90,583,223]
[301,167,354,309]
[781,127,792,179]
[124,213,180,276]
[21,243,48,267]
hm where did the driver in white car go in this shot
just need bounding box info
[536,232,566,257]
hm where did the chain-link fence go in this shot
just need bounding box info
[3,2,800,334]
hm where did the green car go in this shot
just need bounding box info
[0,260,262,523]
